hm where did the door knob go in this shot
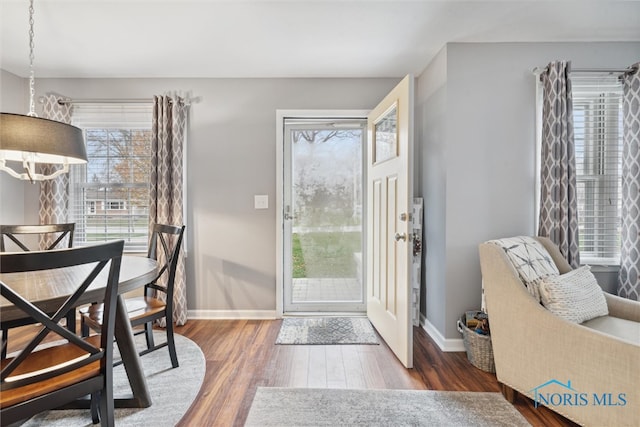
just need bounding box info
[394,232,407,242]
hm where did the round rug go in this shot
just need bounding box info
[22,332,205,426]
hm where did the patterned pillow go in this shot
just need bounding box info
[487,236,559,301]
[539,266,608,323]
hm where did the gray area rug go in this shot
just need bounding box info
[276,317,379,345]
[22,332,205,426]
[245,387,531,427]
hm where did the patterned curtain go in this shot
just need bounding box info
[150,95,188,325]
[38,94,72,248]
[618,63,640,301]
[538,61,581,268]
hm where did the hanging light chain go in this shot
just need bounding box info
[27,0,36,117]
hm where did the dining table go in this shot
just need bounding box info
[0,255,158,408]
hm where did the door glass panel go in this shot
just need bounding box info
[374,103,398,163]
[288,124,364,308]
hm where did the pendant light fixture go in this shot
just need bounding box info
[0,0,87,183]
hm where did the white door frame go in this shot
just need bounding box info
[275,109,369,318]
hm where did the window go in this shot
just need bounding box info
[108,201,126,210]
[70,104,153,252]
[572,75,623,265]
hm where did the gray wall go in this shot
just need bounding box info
[2,76,399,314]
[415,48,448,328]
[416,42,640,339]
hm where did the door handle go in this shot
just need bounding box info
[284,205,297,221]
[394,232,407,242]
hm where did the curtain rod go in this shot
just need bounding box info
[572,68,635,74]
[38,96,192,106]
[532,65,638,75]
[58,98,151,104]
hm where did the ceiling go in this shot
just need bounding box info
[1,0,639,79]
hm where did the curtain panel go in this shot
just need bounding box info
[618,63,640,301]
[150,95,188,325]
[538,61,581,268]
[38,94,72,249]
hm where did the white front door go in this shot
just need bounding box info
[366,75,414,368]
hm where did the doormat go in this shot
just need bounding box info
[275,317,379,345]
[245,388,530,426]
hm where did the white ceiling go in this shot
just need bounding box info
[1,0,639,79]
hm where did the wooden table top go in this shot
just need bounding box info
[0,255,158,322]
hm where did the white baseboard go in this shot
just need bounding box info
[187,309,277,320]
[420,314,465,352]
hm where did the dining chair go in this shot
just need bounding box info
[0,223,75,252]
[0,240,124,427]
[0,223,77,359]
[81,223,185,368]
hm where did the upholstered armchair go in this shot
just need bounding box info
[479,236,640,427]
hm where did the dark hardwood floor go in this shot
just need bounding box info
[8,319,578,426]
[173,319,577,427]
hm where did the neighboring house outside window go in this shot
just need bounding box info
[572,75,623,265]
[69,104,153,252]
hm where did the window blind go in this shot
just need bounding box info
[572,75,623,265]
[70,103,153,252]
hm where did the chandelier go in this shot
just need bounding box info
[0,0,86,182]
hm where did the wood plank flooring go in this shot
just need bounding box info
[8,319,578,426]
[173,319,577,427]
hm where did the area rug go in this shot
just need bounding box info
[245,387,531,426]
[275,317,379,345]
[21,332,205,427]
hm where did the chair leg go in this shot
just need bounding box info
[65,309,76,334]
[144,321,155,350]
[166,318,179,368]
[500,382,518,403]
[81,316,90,337]
[1,327,7,359]
[90,391,100,424]
[100,379,115,427]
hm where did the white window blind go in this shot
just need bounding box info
[69,104,153,252]
[572,75,623,265]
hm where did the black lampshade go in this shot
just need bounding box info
[0,112,87,164]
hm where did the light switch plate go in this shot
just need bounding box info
[254,195,269,209]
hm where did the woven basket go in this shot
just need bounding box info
[457,316,495,373]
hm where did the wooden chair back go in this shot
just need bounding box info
[0,240,124,426]
[0,223,75,252]
[0,223,77,358]
[146,223,186,309]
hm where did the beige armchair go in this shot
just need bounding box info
[479,237,640,427]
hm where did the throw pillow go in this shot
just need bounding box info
[539,265,609,323]
[487,236,559,301]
